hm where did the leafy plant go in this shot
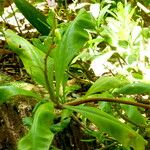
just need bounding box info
[1,1,150,150]
[4,29,54,87]
[65,105,147,150]
[18,102,55,150]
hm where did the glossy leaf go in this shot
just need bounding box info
[122,105,147,126]
[114,82,150,95]
[18,102,54,150]
[65,105,147,150]
[13,0,50,35]
[0,85,41,104]
[54,9,95,96]
[86,76,128,96]
[4,29,54,88]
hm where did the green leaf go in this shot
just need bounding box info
[13,0,50,35]
[122,105,147,126]
[0,0,5,16]
[86,76,128,96]
[22,117,33,127]
[18,102,54,150]
[114,82,150,95]
[4,29,54,88]
[98,4,111,25]
[54,9,95,96]
[65,105,147,150]
[0,85,41,104]
[47,9,55,28]
[32,38,46,52]
[50,118,70,133]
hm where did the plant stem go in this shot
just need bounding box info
[65,97,150,109]
[44,45,63,109]
[44,9,60,106]
[44,45,55,100]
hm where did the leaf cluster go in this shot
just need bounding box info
[1,0,150,149]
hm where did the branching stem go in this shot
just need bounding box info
[65,97,150,109]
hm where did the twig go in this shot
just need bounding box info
[99,142,118,150]
[66,70,92,85]
[116,53,127,65]
[65,97,150,109]
[77,60,95,82]
[72,114,86,130]
[117,57,123,68]
[136,99,150,104]
[9,1,22,34]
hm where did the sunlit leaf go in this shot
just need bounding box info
[54,9,95,96]
[114,82,150,95]
[18,102,54,150]
[0,85,41,104]
[86,76,128,96]
[65,105,147,150]
[13,0,50,35]
[98,4,111,25]
[4,29,54,89]
[122,105,147,126]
